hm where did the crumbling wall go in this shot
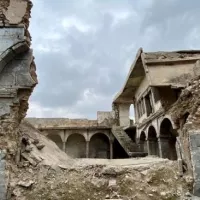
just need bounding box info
[169,75,200,196]
[0,0,37,199]
[97,111,115,127]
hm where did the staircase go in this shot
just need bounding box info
[112,126,147,157]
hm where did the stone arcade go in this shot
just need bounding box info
[112,48,200,161]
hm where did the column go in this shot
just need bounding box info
[147,140,151,155]
[158,137,170,158]
[144,140,148,153]
[86,141,89,158]
[147,139,157,156]
[110,140,113,159]
[62,142,66,152]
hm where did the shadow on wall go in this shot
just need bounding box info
[66,134,86,158]
[160,118,177,160]
[47,134,63,150]
[89,133,110,158]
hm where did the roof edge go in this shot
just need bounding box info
[113,47,143,104]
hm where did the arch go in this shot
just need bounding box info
[89,133,110,158]
[160,118,177,160]
[160,115,176,130]
[89,131,110,142]
[129,104,135,121]
[66,133,86,158]
[147,126,159,156]
[139,131,147,153]
[47,133,63,150]
[140,131,146,141]
[148,125,157,139]
[66,132,87,142]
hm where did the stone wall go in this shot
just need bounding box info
[0,0,37,198]
[168,75,200,197]
[189,132,200,196]
[0,150,6,200]
[97,111,114,127]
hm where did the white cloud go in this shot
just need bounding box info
[61,16,94,33]
[27,101,84,118]
[28,0,200,119]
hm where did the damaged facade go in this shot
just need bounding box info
[113,48,200,159]
[0,0,200,199]
[27,113,115,159]
[0,0,37,199]
[112,48,200,196]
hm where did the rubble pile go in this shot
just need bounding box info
[0,1,200,199]
[3,121,190,200]
[169,75,200,173]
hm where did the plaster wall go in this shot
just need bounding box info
[138,113,147,124]
[118,103,130,127]
[148,63,195,86]
[154,100,162,112]
[135,76,149,100]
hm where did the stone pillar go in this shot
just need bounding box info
[110,141,113,159]
[62,142,66,152]
[147,140,150,155]
[147,139,158,156]
[0,150,6,200]
[189,132,200,197]
[144,140,148,153]
[86,141,89,158]
[158,137,170,159]
[140,141,144,152]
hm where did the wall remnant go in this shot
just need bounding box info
[0,0,37,199]
[189,132,200,196]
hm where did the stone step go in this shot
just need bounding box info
[112,126,138,156]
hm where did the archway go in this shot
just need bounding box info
[147,126,159,156]
[89,133,110,158]
[129,104,135,123]
[47,134,63,150]
[66,134,86,158]
[160,118,177,160]
[140,131,147,153]
[113,138,128,159]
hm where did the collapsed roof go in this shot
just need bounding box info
[113,48,200,104]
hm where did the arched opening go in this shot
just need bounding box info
[89,133,110,158]
[47,134,63,150]
[113,138,129,159]
[66,134,86,158]
[148,126,159,156]
[139,131,147,153]
[129,104,135,123]
[160,118,177,160]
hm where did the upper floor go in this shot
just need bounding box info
[113,48,200,127]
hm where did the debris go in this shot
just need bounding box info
[17,180,34,188]
[36,143,45,150]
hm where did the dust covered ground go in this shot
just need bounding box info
[13,159,192,200]
[7,121,193,200]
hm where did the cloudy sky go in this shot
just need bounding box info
[27,0,200,119]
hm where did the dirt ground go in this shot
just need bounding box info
[7,121,193,200]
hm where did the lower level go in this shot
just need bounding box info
[40,128,128,159]
[137,114,181,161]
[39,114,180,161]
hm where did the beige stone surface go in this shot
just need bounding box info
[5,0,27,24]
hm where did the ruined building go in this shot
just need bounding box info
[0,0,200,199]
[112,48,200,160]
